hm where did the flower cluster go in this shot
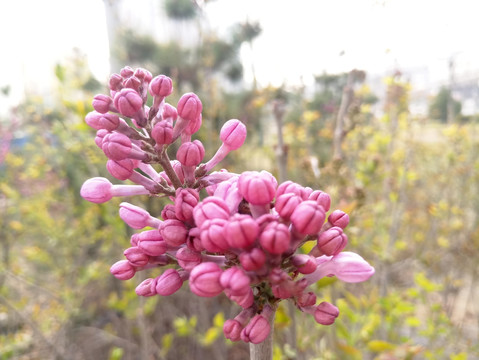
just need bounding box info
[81,66,375,344]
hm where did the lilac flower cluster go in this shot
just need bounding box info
[81,66,375,344]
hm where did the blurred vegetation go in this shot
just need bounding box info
[1,1,479,359]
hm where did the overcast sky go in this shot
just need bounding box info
[1,0,479,112]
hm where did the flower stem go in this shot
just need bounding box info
[249,305,276,360]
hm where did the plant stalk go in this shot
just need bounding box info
[249,306,276,360]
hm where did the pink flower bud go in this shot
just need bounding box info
[101,133,134,161]
[106,159,136,180]
[162,103,178,122]
[193,196,230,228]
[135,278,157,297]
[259,221,290,254]
[291,254,317,274]
[308,190,331,212]
[120,66,134,78]
[227,289,254,308]
[224,308,256,341]
[149,75,173,97]
[329,252,375,283]
[183,114,202,136]
[241,314,270,344]
[159,219,188,247]
[213,177,243,214]
[109,73,123,92]
[274,193,302,220]
[136,230,167,256]
[189,262,223,297]
[155,269,183,296]
[134,67,152,83]
[92,94,116,114]
[175,247,202,271]
[328,210,349,229]
[110,260,136,280]
[80,177,113,203]
[200,218,229,253]
[176,140,205,166]
[223,319,243,341]
[119,202,161,229]
[314,302,339,325]
[276,180,307,199]
[239,248,266,271]
[297,291,317,307]
[177,92,202,122]
[317,226,348,256]
[124,76,142,93]
[124,246,149,267]
[114,88,143,117]
[220,267,251,296]
[161,204,177,220]
[238,171,277,206]
[224,214,259,249]
[95,129,109,148]
[290,200,326,235]
[152,121,173,145]
[220,119,247,150]
[174,188,200,222]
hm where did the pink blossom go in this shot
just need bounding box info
[110,260,136,280]
[175,247,202,271]
[159,219,188,247]
[80,177,150,204]
[119,202,161,229]
[308,190,331,212]
[224,214,259,249]
[219,119,247,150]
[155,269,183,296]
[149,75,173,97]
[240,314,270,344]
[106,159,136,180]
[135,230,167,256]
[290,200,326,235]
[189,262,223,297]
[223,319,244,341]
[174,188,199,222]
[314,301,339,325]
[259,221,290,254]
[327,210,350,229]
[276,180,307,199]
[220,267,251,295]
[193,196,230,228]
[316,226,348,256]
[291,254,318,274]
[85,111,120,131]
[177,92,202,122]
[101,132,147,161]
[239,247,267,271]
[238,170,277,206]
[177,140,205,166]
[275,193,302,221]
[92,94,116,114]
[213,178,242,214]
[124,246,149,267]
[152,121,173,145]
[135,277,157,297]
[114,88,143,117]
[200,218,229,253]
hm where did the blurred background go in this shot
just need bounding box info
[1,0,478,359]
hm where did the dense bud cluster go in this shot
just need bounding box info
[81,66,374,344]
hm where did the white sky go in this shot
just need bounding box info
[1,0,479,112]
